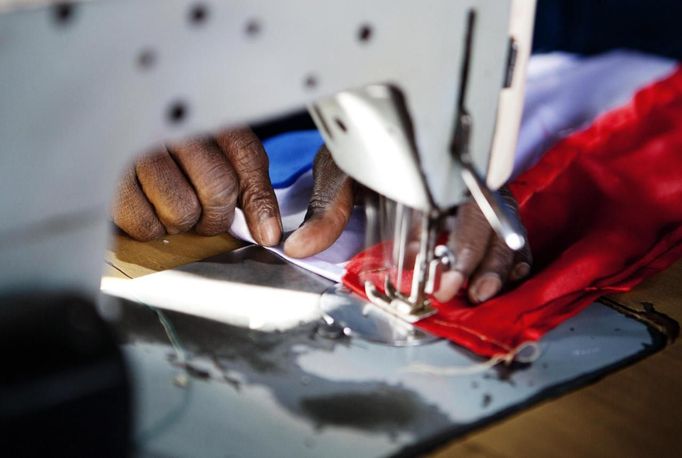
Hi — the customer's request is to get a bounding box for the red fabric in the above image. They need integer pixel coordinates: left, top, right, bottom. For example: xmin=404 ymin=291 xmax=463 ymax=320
xmin=343 ymin=67 xmax=682 ymax=357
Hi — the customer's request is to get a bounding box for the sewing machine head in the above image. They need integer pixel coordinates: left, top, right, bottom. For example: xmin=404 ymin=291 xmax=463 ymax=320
xmin=311 ymin=3 xmax=535 ymax=341
xmin=0 ymin=0 xmax=533 ymax=344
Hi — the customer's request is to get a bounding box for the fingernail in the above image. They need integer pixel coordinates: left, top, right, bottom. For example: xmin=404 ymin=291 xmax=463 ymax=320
xmin=283 ymin=225 xmax=309 ymax=258
xmin=259 ymin=217 xmax=281 ymax=246
xmin=511 ymin=262 xmax=531 ymax=281
xmin=433 ymin=271 xmax=465 ymax=303
xmin=471 ymin=274 xmax=502 ymax=303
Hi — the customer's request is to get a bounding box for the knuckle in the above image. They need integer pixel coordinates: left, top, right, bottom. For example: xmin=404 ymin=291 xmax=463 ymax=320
xmin=137 ymin=150 xmax=166 ymax=168
xmin=485 ymin=254 xmax=513 ymax=275
xmin=454 ymin=238 xmax=486 ymax=258
xmin=452 ymin=244 xmax=485 ymax=276
xmin=123 ymin=217 xmax=164 ymax=241
xmin=478 ymin=243 xmax=515 ymax=282
xmin=195 ymin=157 xmax=227 ymax=180
xmin=307 ymin=196 xmax=328 ymax=213
xmin=224 ymin=129 xmax=258 ymax=148
xmin=113 ymin=206 xmax=164 ymax=242
xmin=165 ymin=199 xmax=201 ymax=231
xmin=313 ymin=150 xmax=345 ymax=183
xmin=305 ymin=191 xmax=348 ymax=223
xmin=220 ymin=129 xmax=269 ymax=168
xmin=491 ymin=238 xmax=514 ymax=260
xmin=172 ymin=137 xmax=210 ymax=156
xmin=205 ymin=177 xmax=239 ymax=208
xmin=232 ymin=145 xmax=268 ymax=174
xmin=195 ymin=207 xmax=235 ymax=235
xmin=195 ymin=163 xmax=239 ymax=207
xmin=238 ymin=171 xmax=269 ymax=193
xmin=241 ymin=186 xmax=277 ymax=218
xmin=311 ymin=172 xmax=351 ymax=203
xmin=203 ymin=202 xmax=236 ymax=226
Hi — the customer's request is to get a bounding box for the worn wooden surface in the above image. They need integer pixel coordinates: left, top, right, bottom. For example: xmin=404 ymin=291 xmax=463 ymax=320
xmin=106 ymin=233 xmax=682 ymax=457
xmin=105 ymin=231 xmax=243 ymax=279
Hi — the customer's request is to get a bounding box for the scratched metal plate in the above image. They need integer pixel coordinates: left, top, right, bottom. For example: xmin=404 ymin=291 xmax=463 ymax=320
xmin=100 ymin=247 xmax=664 ymax=457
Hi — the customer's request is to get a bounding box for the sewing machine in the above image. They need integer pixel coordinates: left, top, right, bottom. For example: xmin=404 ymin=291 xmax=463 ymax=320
xmin=0 ymin=0 xmax=533 ymax=340
xmin=1 ymin=2 xmax=675 ymax=456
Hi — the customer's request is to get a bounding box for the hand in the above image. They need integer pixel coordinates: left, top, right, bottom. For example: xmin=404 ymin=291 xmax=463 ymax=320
xmin=113 ymin=127 xmax=282 ymax=246
xmin=433 ymin=188 xmax=532 ymax=303
xmin=284 ymin=146 xmax=532 ymax=304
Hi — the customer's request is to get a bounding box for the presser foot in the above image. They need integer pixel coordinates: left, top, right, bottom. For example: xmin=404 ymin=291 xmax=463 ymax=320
xmin=318 ymin=284 xmax=440 ymax=347
xmin=364 ymin=278 xmax=437 ymax=324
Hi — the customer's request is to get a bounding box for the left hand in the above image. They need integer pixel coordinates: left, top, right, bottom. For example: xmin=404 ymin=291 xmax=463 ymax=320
xmin=112 ymin=127 xmax=282 ymax=245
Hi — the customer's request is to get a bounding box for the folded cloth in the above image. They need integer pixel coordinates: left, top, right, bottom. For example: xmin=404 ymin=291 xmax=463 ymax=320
xmin=343 ymin=66 xmax=682 ymax=357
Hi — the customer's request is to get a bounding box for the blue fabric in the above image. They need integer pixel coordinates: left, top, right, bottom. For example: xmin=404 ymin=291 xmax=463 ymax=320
xmin=262 ymin=130 xmax=323 ymax=189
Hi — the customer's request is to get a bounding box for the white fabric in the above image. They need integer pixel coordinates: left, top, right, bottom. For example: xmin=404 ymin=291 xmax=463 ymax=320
xmin=513 ymin=50 xmax=675 ymax=177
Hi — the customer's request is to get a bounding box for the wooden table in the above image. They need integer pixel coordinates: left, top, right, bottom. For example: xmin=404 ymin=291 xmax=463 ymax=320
xmin=106 ymin=232 xmax=682 ymax=457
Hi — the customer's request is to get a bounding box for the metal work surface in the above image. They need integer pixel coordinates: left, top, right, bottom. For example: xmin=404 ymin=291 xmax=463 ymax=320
xmin=320 ymin=284 xmax=441 ymax=346
xmin=99 ymin=247 xmax=664 ymax=457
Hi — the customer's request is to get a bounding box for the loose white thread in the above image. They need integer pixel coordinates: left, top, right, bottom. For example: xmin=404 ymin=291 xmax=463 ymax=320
xmin=402 ymin=341 xmax=542 ymax=377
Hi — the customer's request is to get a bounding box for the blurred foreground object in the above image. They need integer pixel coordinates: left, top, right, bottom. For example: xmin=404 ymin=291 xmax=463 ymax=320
xmin=0 ymin=293 xmax=131 ymax=456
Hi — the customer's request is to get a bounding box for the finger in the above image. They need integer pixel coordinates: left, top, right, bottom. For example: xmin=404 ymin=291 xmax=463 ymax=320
xmin=284 ymin=146 xmax=354 ymax=258
xmin=216 ymin=127 xmax=281 ymax=246
xmin=497 ymin=186 xmax=533 ymax=281
xmin=433 ymin=200 xmax=493 ymax=302
xmin=510 ymin=240 xmax=533 ymax=281
xmin=135 ymin=148 xmax=200 ymax=234
xmin=468 ymin=235 xmax=515 ymax=303
xmin=169 ymin=137 xmax=239 ymax=236
xmin=112 ymin=167 xmax=165 ymax=241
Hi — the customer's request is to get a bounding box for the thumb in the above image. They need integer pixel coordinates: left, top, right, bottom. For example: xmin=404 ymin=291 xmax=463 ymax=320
xmin=283 ymin=146 xmax=354 ymax=258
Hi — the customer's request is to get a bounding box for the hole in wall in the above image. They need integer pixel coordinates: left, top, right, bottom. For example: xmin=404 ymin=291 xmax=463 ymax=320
xmin=303 ymin=74 xmax=319 ymax=90
xmin=136 ymin=49 xmax=157 ymax=70
xmin=52 ymin=2 xmax=76 ymax=27
xmin=244 ymin=19 xmax=262 ymax=37
xmin=189 ymin=3 xmax=209 ymax=25
xmin=167 ymin=101 xmax=189 ymax=124
xmin=358 ymin=24 xmax=373 ymax=43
